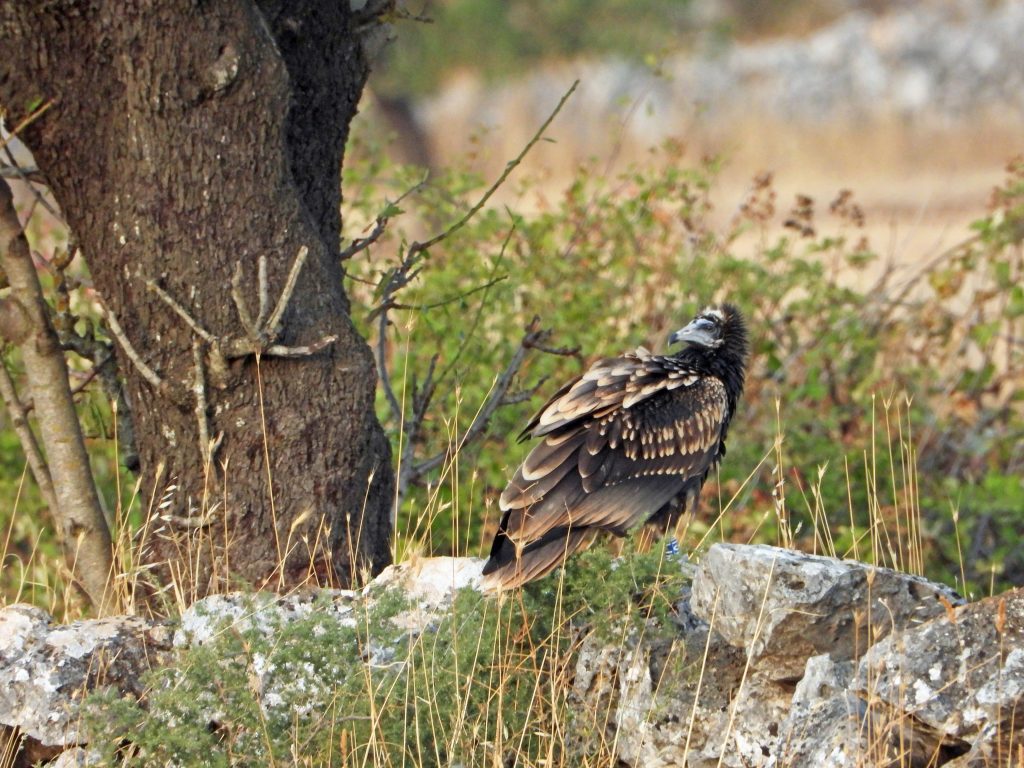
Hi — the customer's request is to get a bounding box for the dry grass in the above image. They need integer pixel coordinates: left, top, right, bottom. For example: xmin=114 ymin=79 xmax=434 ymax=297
xmin=3 ymin=363 xmax=1001 ymax=767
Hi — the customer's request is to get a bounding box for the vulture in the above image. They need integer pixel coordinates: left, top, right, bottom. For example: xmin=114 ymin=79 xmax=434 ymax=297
xmin=482 ymin=303 xmax=748 ymax=589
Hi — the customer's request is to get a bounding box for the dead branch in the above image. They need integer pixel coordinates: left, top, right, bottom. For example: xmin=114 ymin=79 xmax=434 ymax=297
xmin=146 ymin=279 xmax=217 ymax=345
xmin=396 ymin=319 xmax=579 ymax=510
xmin=147 ymin=245 xmax=335 ymax=361
xmin=264 ymin=245 xmax=308 ymax=338
xmin=394 ymin=353 xmax=438 ymax=508
xmin=407 ymin=80 xmax=579 ymax=261
xmin=370 ymin=81 xmax=578 ymax=424
xmin=192 ymin=339 xmax=211 ymax=468
xmin=102 ymin=304 xmax=165 ymax=390
xmin=0 ymin=99 xmax=53 ymax=154
xmin=140 ymin=245 xmax=337 ymax=469
xmin=0 ymin=164 xmax=43 ymax=182
xmin=339 ymin=175 xmax=427 ymax=262
xmin=1 ymin=142 xmax=61 ymax=220
xmin=370 ymin=82 xmax=580 ymax=512
xmin=0 ymin=360 xmax=59 ymax=515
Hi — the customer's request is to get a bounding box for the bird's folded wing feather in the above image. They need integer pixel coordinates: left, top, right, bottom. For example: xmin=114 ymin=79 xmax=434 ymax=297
xmin=521 ymin=347 xmax=701 ymax=440
xmin=498 ymin=354 xmax=728 ymax=547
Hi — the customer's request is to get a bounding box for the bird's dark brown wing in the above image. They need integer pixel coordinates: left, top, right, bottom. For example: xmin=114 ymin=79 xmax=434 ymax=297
xmin=483 ymin=349 xmax=729 ymax=589
xmin=518 ymin=347 xmax=699 ymax=440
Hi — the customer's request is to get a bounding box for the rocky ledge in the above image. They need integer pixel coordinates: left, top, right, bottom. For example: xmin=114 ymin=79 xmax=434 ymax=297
xmin=1 ymin=545 xmax=1020 ymax=767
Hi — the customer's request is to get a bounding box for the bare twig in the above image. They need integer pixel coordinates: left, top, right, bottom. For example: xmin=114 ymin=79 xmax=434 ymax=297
xmin=102 ymin=305 xmax=164 ymax=390
xmin=340 ymin=216 xmax=389 ymax=262
xmin=0 ymin=359 xmax=59 ymax=515
xmin=1 ymin=143 xmax=61 ymax=220
xmin=408 ymin=80 xmax=579 ymax=259
xmin=500 ymin=387 xmax=542 ymax=406
xmin=0 ymin=164 xmax=43 ymax=182
xmin=370 ymin=80 xmax=578 ymax=419
xmin=146 ymin=279 xmax=217 ymax=344
xmin=339 ymin=175 xmax=427 ymax=262
xmin=410 ymin=321 xmax=548 ymax=479
xmin=230 ymin=262 xmax=257 ymax=339
xmin=162 ymin=501 xmax=219 ymax=531
xmin=146 ymin=245 xmax=335 ymax=361
xmin=192 ymin=340 xmax=211 ymax=467
xmin=373 ymin=82 xmax=580 ymax=510
xmin=256 ymin=255 xmax=269 ymax=328
xmin=265 ymin=245 xmax=308 ymax=336
xmin=373 ymin=220 xmax=513 ymax=427
xmin=387 ymin=275 xmax=508 ymax=312
xmin=403 ymin=319 xmax=578 ymax=494
xmin=263 ymin=337 xmax=338 ymax=357
xmin=376 ymin=308 xmax=402 ymax=424
xmin=394 ymin=353 xmax=438 ymax=507
xmin=0 ymin=99 xmax=54 ymax=154
xmin=437 ymin=224 xmax=514 ymax=383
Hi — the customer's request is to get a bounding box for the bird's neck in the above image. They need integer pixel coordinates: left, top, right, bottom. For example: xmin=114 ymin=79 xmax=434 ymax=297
xmin=675 ymin=346 xmax=746 ymax=408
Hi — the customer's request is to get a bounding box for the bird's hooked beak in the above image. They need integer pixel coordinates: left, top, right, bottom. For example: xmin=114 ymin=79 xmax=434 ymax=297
xmin=668 ymin=317 xmax=720 ymax=348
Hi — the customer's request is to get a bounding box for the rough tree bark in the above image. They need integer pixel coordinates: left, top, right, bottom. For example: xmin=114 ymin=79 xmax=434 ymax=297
xmin=0 ymin=1 xmax=394 ymax=596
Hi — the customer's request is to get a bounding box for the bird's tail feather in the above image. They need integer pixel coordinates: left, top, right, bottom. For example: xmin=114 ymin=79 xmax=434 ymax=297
xmin=481 ymin=526 xmax=599 ymax=591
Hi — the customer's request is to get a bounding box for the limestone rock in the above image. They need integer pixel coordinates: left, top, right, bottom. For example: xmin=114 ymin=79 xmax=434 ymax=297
xmin=3 ymin=550 xmax=1019 ymax=768
xmin=0 ymin=604 xmax=172 ymax=748
xmin=175 ymin=556 xmax=485 ymax=650
xmin=48 ymin=747 xmax=100 ymax=767
xmin=771 ymin=655 xmax=865 ymax=767
xmin=569 ymin=592 xmax=788 ymax=768
xmin=174 ymin=588 xmax=359 ymax=648
xmin=855 ymin=587 xmax=1024 ymax=761
xmin=691 ymin=543 xmax=963 ymax=680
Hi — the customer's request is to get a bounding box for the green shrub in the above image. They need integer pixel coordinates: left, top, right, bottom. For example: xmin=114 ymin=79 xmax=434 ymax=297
xmin=85 ymin=542 xmax=685 ymax=765
xmin=345 ymin=133 xmax=1024 ymax=597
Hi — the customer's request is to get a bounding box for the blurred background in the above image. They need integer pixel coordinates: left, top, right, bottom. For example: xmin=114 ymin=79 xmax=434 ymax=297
xmin=361 ymin=0 xmax=1022 ymax=265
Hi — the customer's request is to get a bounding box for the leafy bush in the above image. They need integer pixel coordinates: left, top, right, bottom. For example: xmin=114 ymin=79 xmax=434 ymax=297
xmin=345 ymin=133 xmax=1024 ymax=597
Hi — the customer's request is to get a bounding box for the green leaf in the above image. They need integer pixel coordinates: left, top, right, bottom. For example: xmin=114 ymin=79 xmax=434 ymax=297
xmin=1009 ymin=285 xmax=1024 ymax=317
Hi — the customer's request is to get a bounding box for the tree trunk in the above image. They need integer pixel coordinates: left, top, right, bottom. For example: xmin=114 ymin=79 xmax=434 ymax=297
xmin=0 ymin=0 xmax=394 ymax=597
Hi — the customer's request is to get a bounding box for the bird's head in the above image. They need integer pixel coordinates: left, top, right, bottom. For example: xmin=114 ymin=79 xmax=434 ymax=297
xmin=669 ymin=302 xmax=749 ymax=404
xmin=668 ymin=305 xmax=738 ymax=349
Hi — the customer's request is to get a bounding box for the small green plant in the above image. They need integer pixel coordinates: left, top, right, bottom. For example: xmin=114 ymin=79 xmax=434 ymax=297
xmin=83 ymin=541 xmax=689 ymax=766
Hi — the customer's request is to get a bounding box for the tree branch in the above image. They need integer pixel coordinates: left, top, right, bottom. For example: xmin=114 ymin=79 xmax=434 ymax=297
xmin=392 ymin=318 xmax=578 ymax=513
xmin=1 ymin=142 xmax=61 ymax=220
xmin=407 ymin=80 xmax=579 ymax=259
xmin=101 ymin=304 xmax=165 ymax=391
xmin=0 ymin=179 xmax=114 ymax=613
xmin=339 ymin=175 xmax=427 ymax=262
xmin=146 ymin=279 xmax=217 ymax=345
xmin=0 ymin=359 xmax=59 ymax=516
xmin=264 ymin=245 xmax=308 ymax=337
xmin=371 ymin=82 xmax=581 ymax=512
xmin=146 ymin=245 xmax=336 ymax=361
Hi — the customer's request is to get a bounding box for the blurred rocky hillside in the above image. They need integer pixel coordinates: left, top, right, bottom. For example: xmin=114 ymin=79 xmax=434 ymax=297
xmin=361 ymin=0 xmax=1022 ymax=267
